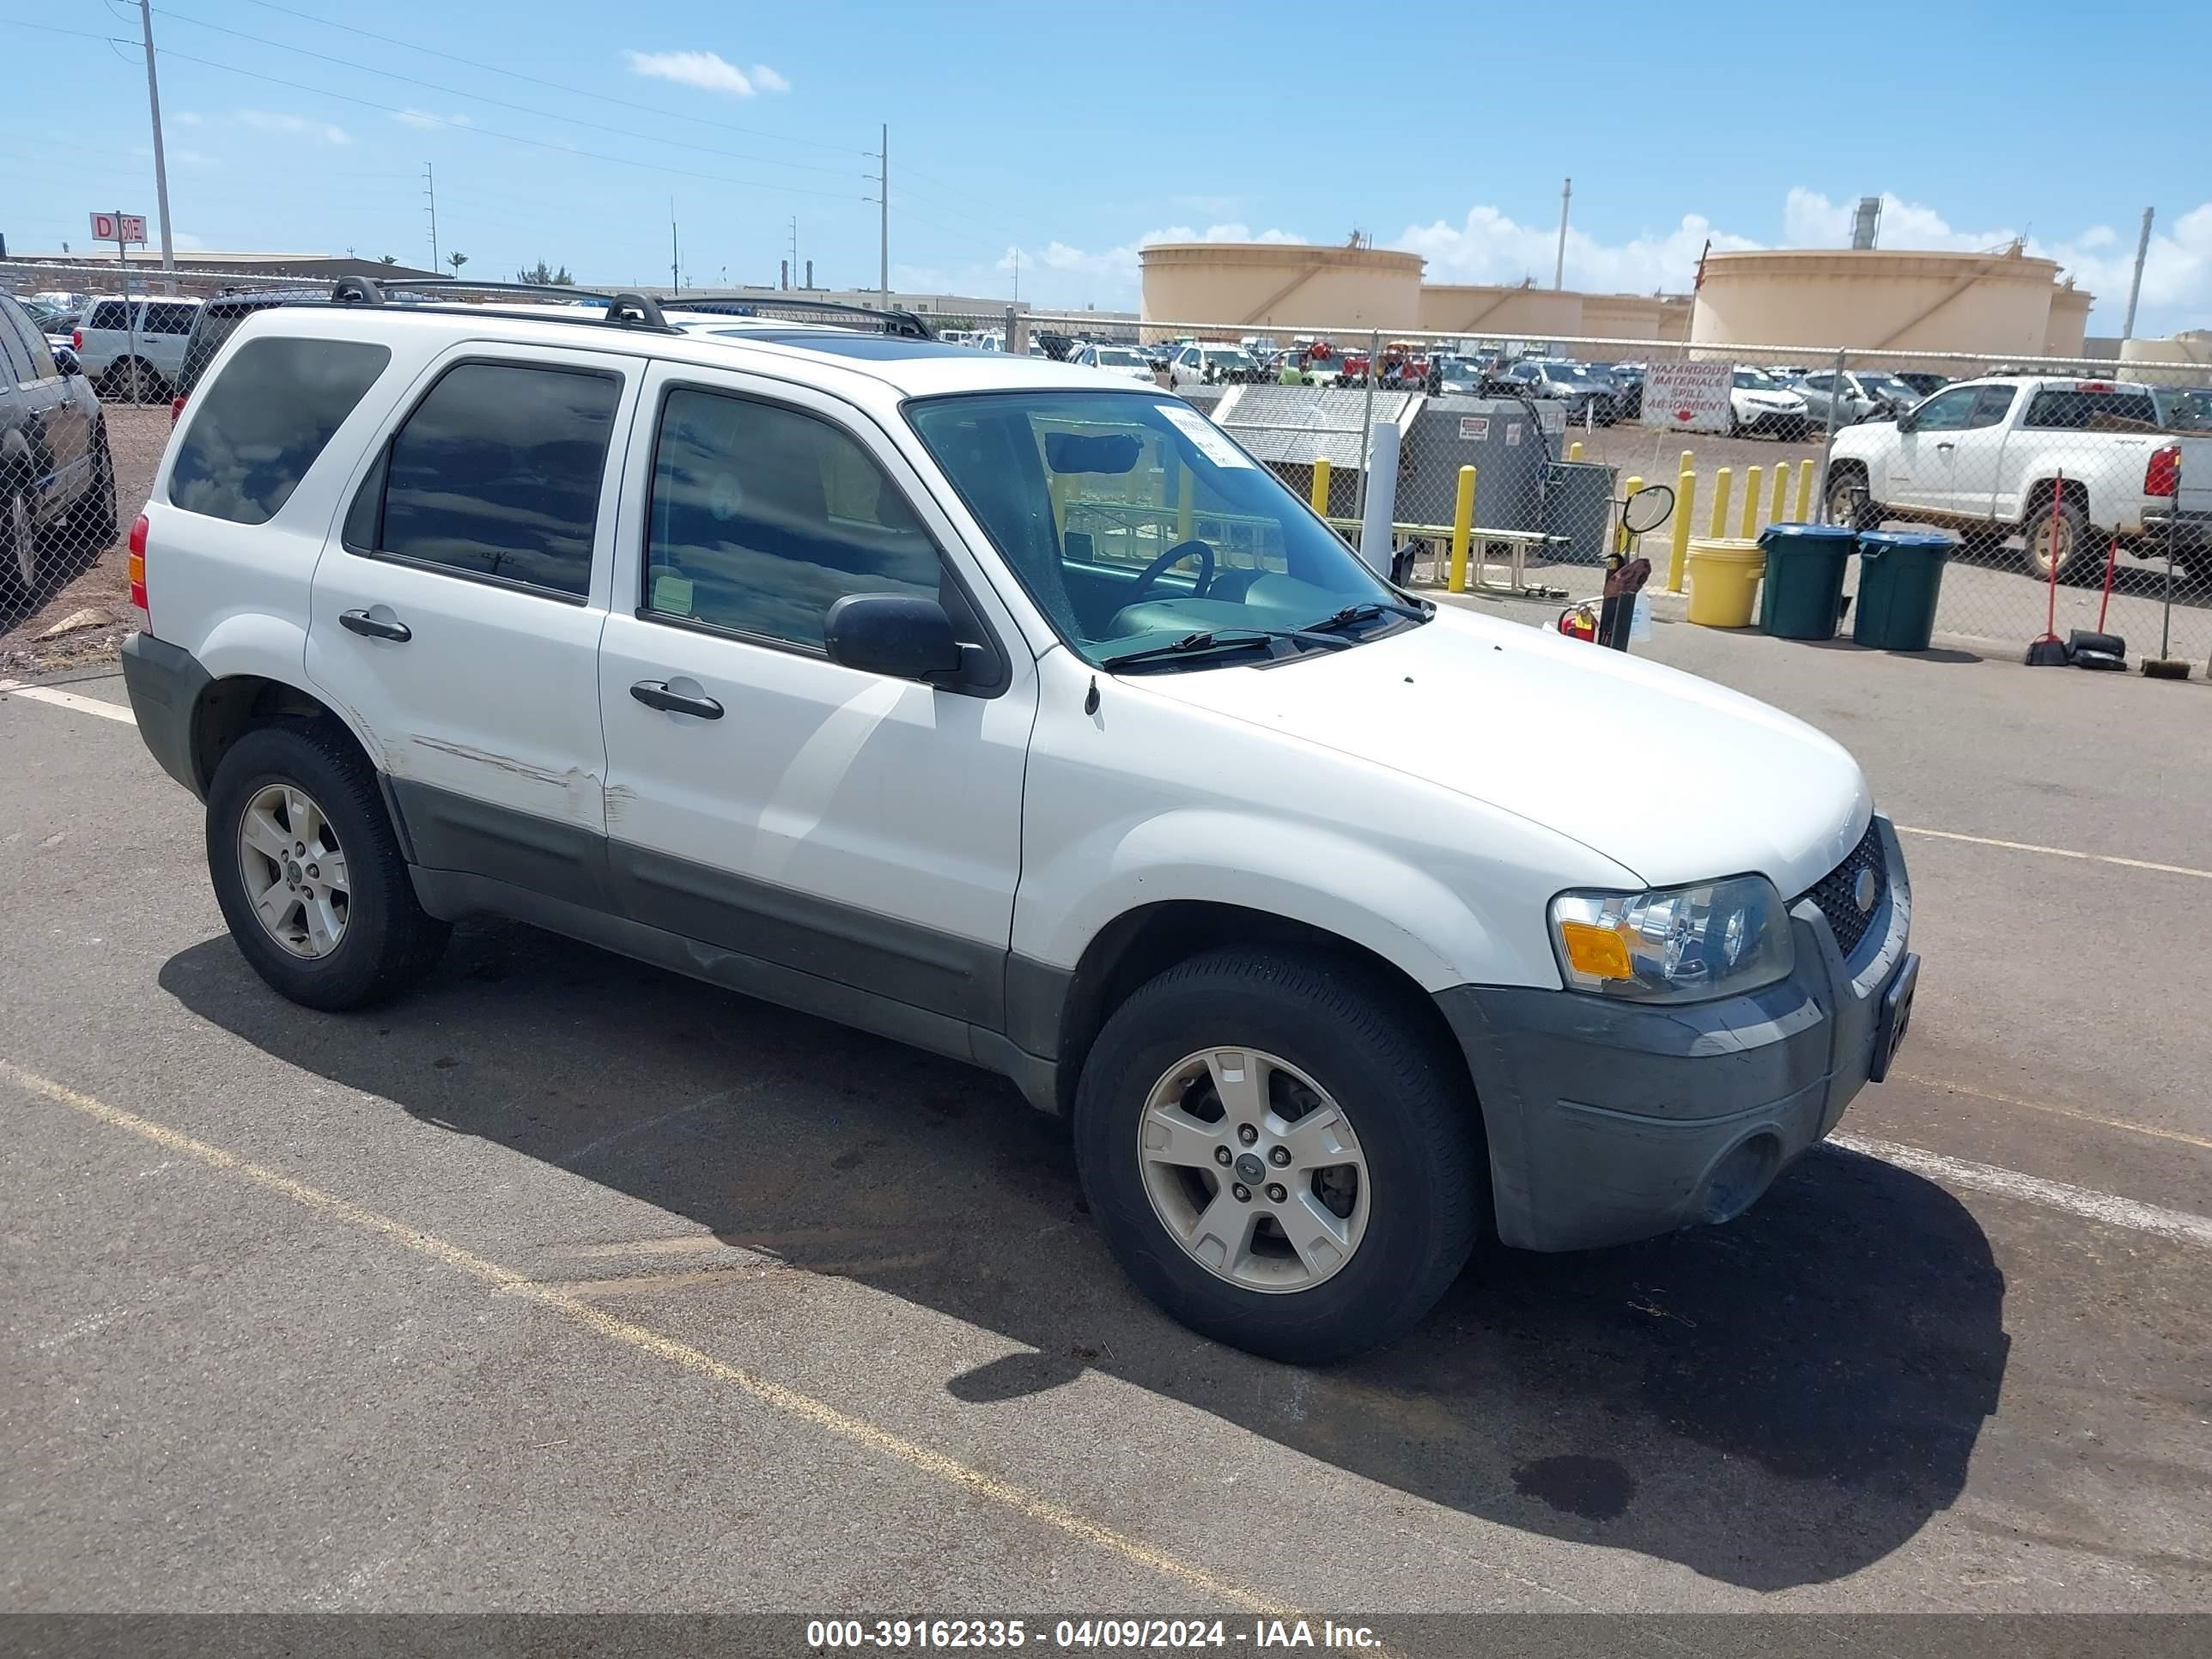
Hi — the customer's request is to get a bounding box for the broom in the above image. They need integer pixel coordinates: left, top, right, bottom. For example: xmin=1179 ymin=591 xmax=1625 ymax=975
xmin=2144 ymin=454 xmax=2195 ymax=679
xmin=2023 ymin=469 xmax=2072 ymax=665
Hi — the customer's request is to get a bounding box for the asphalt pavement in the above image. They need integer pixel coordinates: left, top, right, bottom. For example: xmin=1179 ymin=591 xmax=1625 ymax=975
xmin=3 ymin=643 xmax=2209 ymax=1644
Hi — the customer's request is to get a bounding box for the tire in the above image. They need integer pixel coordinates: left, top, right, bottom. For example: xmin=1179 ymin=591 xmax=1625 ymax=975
xmin=97 ymin=360 xmax=165 ymax=405
xmin=2021 ymin=495 xmax=2091 ymax=584
xmin=71 ymin=430 xmax=117 ymax=550
xmin=1073 ymin=947 xmax=1483 ymax=1364
xmin=1826 ymin=465 xmax=1881 ymax=532
xmin=3 ymin=480 xmax=37 ymax=602
xmin=205 ymin=722 xmax=449 ymax=1011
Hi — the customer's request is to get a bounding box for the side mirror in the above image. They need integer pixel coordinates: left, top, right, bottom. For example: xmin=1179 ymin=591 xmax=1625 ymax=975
xmin=1893 ymin=409 xmax=1917 ymax=433
xmin=824 ymin=593 xmax=964 ymax=683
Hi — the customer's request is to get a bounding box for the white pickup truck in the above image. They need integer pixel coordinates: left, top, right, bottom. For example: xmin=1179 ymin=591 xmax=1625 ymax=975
xmin=1825 ymin=376 xmax=2198 ymax=581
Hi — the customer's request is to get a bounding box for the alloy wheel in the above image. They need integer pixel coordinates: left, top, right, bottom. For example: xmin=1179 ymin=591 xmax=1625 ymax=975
xmin=236 ymin=782 xmax=351 ymax=958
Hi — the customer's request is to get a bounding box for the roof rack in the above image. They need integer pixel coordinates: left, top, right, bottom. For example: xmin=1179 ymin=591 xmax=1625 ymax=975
xmin=331 ymin=276 xmax=670 ymax=331
xmin=665 ymin=296 xmax=936 ymax=341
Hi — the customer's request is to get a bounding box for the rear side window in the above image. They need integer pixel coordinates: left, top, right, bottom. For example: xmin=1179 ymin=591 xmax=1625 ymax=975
xmin=167 ymin=337 xmax=391 ymax=526
xmin=88 ymin=301 xmax=129 ymax=330
xmin=2022 ymin=388 xmax=2159 ymax=430
xmin=143 ymin=302 xmax=198 ymax=336
xmin=360 ymin=362 xmax=619 ymax=599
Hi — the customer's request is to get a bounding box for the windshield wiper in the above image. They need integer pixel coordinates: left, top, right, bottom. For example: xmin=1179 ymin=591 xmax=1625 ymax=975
xmin=1099 ymin=628 xmax=1353 ymax=672
xmin=1301 ymin=599 xmax=1430 ymax=636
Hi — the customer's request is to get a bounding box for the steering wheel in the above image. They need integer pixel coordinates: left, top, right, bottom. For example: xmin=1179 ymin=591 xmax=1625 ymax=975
xmin=1128 ymin=538 xmax=1215 ymax=602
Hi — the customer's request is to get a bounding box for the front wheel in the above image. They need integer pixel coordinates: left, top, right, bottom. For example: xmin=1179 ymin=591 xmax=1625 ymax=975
xmin=3 ymin=483 xmax=37 ymax=600
xmin=1826 ymin=467 xmax=1881 ymax=532
xmin=1074 ymin=948 xmax=1483 ymax=1364
xmin=206 ymin=723 xmax=449 ymax=1010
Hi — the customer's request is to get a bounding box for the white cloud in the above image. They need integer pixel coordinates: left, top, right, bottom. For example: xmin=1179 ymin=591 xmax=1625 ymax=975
xmin=392 ymin=108 xmax=474 ymax=130
xmin=623 ymin=49 xmax=771 ymax=96
xmin=173 ymin=110 xmax=204 ymax=127
xmin=234 ymin=109 xmax=349 ymax=146
xmin=1398 ymin=204 xmax=1756 ymax=295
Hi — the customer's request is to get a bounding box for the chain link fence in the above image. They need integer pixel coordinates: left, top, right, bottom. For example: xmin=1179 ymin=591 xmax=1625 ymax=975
xmin=1018 ymin=312 xmax=2212 ymax=667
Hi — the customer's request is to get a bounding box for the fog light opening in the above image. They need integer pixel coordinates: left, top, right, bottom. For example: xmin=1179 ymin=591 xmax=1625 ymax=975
xmin=1700 ymin=1133 xmax=1781 ymax=1225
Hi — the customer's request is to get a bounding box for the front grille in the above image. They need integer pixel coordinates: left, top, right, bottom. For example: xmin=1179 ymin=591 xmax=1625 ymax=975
xmin=1801 ymin=820 xmax=1887 ymax=959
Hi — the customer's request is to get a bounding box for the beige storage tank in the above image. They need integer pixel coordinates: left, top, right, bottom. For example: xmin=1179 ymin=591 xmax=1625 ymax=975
xmin=1416 ymin=283 xmax=1582 ymax=338
xmin=1140 ymin=242 xmax=1422 ymax=331
xmin=1690 ymin=246 xmax=2076 ymax=359
xmin=2118 ymin=331 xmax=2212 ymax=386
xmin=2043 ymin=282 xmax=2093 ymax=359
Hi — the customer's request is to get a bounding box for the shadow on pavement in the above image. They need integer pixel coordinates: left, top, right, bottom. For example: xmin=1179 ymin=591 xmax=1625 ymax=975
xmin=160 ymin=920 xmax=2010 ymax=1593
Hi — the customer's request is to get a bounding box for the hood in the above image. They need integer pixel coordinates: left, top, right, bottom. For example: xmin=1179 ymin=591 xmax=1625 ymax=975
xmin=1130 ymin=607 xmax=1869 ymax=896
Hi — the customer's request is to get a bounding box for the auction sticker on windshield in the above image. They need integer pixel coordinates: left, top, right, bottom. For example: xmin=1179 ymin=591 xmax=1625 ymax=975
xmin=1158 ymin=403 xmax=1254 ymax=467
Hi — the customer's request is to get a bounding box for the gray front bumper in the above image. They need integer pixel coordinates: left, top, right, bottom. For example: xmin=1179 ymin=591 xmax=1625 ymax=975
xmin=1437 ymin=817 xmax=1913 ymax=1252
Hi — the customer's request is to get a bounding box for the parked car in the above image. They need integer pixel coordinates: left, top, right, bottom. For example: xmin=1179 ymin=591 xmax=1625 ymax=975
xmin=1729 ymin=368 xmax=1812 ymax=440
xmin=118 ymin=289 xmax=1916 ymax=1364
xmin=2150 ymin=385 xmax=2212 ymax=433
xmin=1894 ymin=371 xmax=1953 ymax=399
xmin=1072 ymin=343 xmax=1159 ymax=385
xmin=1591 ymin=362 xmax=1644 ymax=420
xmin=1491 ymin=360 xmax=1619 ymax=424
xmin=1165 ymin=341 xmax=1261 ymax=387
xmin=70 ymin=294 xmax=203 ymax=404
xmin=0 ymin=291 xmax=118 ymax=600
xmin=1793 ymin=368 xmax=1923 ymax=429
xmin=1826 ymin=376 xmax=2200 ymax=580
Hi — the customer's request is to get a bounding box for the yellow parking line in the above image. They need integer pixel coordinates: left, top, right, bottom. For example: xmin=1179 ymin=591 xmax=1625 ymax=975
xmin=0 ymin=1058 xmax=1292 ymax=1616
xmin=1896 ymin=824 xmax=2212 ymax=883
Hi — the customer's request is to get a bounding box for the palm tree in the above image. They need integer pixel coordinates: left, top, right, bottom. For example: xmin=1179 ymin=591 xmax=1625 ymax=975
xmin=377 ymin=254 xmax=398 ymax=265
xmin=447 ymin=251 xmax=468 ymax=275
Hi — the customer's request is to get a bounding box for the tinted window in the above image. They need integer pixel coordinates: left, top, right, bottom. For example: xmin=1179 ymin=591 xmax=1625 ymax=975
xmin=9 ymin=305 xmax=58 ymax=378
xmin=370 ymin=362 xmax=619 ymax=598
xmin=167 ymin=337 xmax=391 ymax=526
xmin=1907 ymin=386 xmax=1980 ymax=430
xmin=88 ymin=300 xmax=129 ymax=331
xmin=0 ymin=307 xmax=30 ymax=382
xmin=2022 ymin=388 xmax=2160 ymax=430
xmin=142 ymin=302 xmax=198 ymax=336
xmin=644 ymin=388 xmax=940 ymax=648
xmin=1967 ymin=386 xmax=2015 ymax=428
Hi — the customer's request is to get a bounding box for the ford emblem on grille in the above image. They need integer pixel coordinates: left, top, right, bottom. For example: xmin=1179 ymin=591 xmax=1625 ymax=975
xmin=1853 ymin=867 xmax=1879 ymax=915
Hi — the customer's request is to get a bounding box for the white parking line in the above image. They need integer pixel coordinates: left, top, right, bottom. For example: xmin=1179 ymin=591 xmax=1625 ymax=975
xmin=1897 ymin=824 xmax=2212 ymax=883
xmin=1831 ymin=1132 xmax=2212 ymax=1249
xmin=0 ymin=680 xmax=137 ymax=726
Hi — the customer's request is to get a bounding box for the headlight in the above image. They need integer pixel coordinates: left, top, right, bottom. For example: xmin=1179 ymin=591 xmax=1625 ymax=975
xmin=1548 ymin=876 xmax=1794 ymax=1002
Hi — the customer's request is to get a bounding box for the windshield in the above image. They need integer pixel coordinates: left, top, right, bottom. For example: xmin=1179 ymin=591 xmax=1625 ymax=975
xmin=1733 ymin=369 xmax=1778 ymax=389
xmin=1205 ymin=348 xmax=1255 ymax=368
xmin=1094 ymin=348 xmax=1144 ymax=367
xmin=1860 ymin=375 xmax=1915 ymax=399
xmin=907 ymin=391 xmax=1414 ymax=672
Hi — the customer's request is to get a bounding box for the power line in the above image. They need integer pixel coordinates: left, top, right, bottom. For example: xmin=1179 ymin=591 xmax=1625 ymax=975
xmin=148 ymin=45 xmax=868 ymax=204
xmin=231 ymin=0 xmax=866 ymax=155
xmin=149 ymin=5 xmax=864 ymax=181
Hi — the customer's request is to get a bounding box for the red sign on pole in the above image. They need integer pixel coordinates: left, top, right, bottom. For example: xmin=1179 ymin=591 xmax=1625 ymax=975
xmin=89 ymin=212 xmax=149 ymax=245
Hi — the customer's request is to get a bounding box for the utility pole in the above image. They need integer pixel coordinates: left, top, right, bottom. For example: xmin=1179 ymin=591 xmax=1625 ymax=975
xmin=1553 ymin=178 xmax=1571 ymax=290
xmin=2120 ymin=206 xmax=2154 ymax=341
xmin=670 ymin=199 xmax=679 ymax=294
xmin=877 ymin=124 xmax=889 ymax=307
xmin=422 ymin=163 xmax=439 ymax=271
xmin=137 ymin=0 xmax=175 ymax=278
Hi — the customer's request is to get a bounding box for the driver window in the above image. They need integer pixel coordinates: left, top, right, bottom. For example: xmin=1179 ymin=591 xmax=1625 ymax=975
xmin=1906 ymin=386 xmax=1979 ymax=431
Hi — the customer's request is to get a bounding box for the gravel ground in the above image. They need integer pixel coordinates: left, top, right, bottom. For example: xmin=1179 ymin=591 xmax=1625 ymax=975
xmin=0 ymin=404 xmax=167 ymax=678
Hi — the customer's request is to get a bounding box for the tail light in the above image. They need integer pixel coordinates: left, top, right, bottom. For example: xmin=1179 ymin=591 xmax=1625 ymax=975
xmin=170 ymin=394 xmax=185 ymax=424
xmin=72 ymin=327 xmax=83 ymax=351
xmin=2145 ymin=443 xmax=2179 ymax=498
xmin=128 ymin=513 xmax=150 ymax=626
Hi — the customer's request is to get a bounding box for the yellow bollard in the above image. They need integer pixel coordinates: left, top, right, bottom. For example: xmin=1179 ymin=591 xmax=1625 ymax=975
xmin=1741 ymin=465 xmax=1763 ymax=538
xmin=1679 ymin=449 xmax=1695 ymax=475
xmin=1568 ymin=440 xmax=1584 ymax=463
xmin=1794 ymin=458 xmax=1814 ymax=522
xmin=1668 ymin=469 xmax=1697 ymax=592
xmin=1447 ymin=465 xmax=1477 ymax=592
xmin=1620 ymin=475 xmax=1644 ymax=553
xmin=1310 ymin=456 xmax=1331 ymax=518
xmin=1708 ymin=466 xmax=1733 ymax=538
xmin=1771 ymin=461 xmax=1790 ymax=525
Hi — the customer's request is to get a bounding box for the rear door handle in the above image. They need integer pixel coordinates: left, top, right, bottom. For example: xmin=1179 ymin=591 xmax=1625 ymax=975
xmin=339 ymin=609 xmax=411 ymax=642
xmin=630 ymin=680 xmax=724 ymax=720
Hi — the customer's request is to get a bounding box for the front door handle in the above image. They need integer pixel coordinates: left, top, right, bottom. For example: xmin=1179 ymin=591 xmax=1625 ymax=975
xmin=630 ymin=680 xmax=724 ymax=720
xmin=1936 ymin=441 xmax=1955 ymax=451
xmin=339 ymin=609 xmax=411 ymax=642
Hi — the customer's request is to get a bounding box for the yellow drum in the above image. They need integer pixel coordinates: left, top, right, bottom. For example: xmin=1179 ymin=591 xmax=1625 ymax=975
xmin=1683 ymin=538 xmax=1766 ymax=629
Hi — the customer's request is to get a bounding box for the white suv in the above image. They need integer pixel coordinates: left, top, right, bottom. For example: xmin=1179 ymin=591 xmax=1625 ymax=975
xmin=120 ymin=287 xmax=1917 ymax=1362
xmin=70 ymin=294 xmax=203 ymax=403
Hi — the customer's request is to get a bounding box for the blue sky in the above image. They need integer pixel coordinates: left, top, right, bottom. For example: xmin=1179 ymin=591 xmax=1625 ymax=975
xmin=6 ymin=0 xmax=2207 ymax=334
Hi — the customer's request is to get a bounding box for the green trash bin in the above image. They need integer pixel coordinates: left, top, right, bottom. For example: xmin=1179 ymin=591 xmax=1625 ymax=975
xmin=1854 ymin=531 xmax=1954 ymax=651
xmin=1756 ymin=523 xmax=1858 ymax=639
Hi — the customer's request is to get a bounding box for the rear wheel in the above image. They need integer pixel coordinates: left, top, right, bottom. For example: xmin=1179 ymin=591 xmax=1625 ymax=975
xmin=71 ymin=431 xmax=118 ymax=550
xmin=1826 ymin=465 xmax=1881 ymax=532
xmin=1073 ymin=948 xmax=1482 ymax=1364
xmin=3 ymin=483 xmax=36 ymax=600
xmin=2021 ymin=495 xmax=2092 ymax=584
xmin=205 ymin=723 xmax=449 ymax=1010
